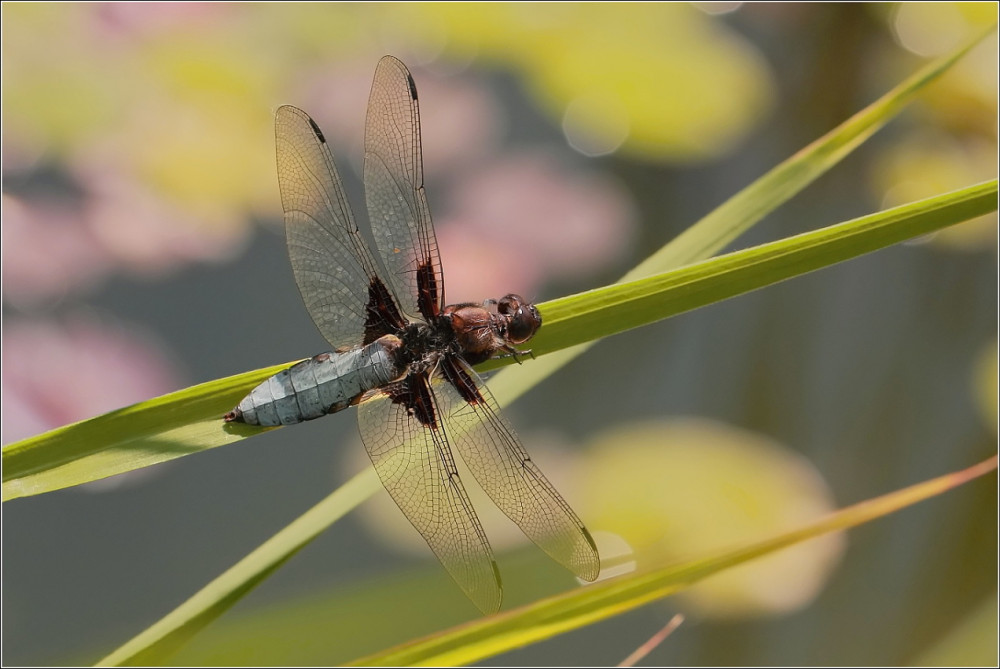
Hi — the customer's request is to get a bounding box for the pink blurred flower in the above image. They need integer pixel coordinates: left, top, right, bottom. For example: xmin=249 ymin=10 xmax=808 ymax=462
xmin=437 ymin=152 xmax=636 ymax=303
xmin=434 ymin=222 xmax=537 ymax=306
xmin=1 ymin=315 xmax=182 ymax=445
xmin=78 ymin=164 xmax=248 ymax=277
xmin=2 ymin=165 xmax=248 ymax=308
xmin=2 ymin=194 xmax=112 ymax=307
xmin=92 ymin=3 xmax=234 ymax=41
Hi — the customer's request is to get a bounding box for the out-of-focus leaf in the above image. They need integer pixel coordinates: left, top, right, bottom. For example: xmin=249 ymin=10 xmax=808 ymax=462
xmin=577 ymin=419 xmax=843 ymax=618
xmin=908 ymin=595 xmax=999 ymax=667
xmin=347 ymin=456 xmax=998 ymax=667
xmin=973 ymin=339 xmax=999 ymax=435
xmin=872 ymin=132 xmax=997 ymax=251
xmin=410 ymin=4 xmax=775 ymax=160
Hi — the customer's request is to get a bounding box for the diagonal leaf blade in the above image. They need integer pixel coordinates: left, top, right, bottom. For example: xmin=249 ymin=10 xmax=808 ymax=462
xmin=527 ymin=180 xmax=997 ymax=357
xmin=2 ymin=363 xmax=288 ymax=502
xmin=348 ymin=456 xmax=998 ymax=667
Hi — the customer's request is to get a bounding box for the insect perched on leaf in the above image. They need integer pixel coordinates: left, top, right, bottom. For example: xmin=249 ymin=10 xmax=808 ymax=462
xmin=225 ymin=56 xmax=600 ymax=613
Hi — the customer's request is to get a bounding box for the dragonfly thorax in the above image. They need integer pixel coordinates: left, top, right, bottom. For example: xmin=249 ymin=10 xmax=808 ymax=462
xmin=391 ymin=320 xmax=454 ymax=371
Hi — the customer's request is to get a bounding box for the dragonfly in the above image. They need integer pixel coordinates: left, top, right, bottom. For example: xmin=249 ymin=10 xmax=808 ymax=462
xmin=225 ymin=56 xmax=600 ymax=614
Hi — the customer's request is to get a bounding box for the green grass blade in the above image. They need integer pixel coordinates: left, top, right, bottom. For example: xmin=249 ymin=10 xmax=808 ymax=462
xmin=526 ymin=180 xmax=997 ymax=357
xmin=632 ymin=25 xmax=993 ymax=277
xmin=4 ymin=180 xmax=996 ymax=503
xmin=2 ymin=363 xmax=290 ymax=502
xmin=484 ymin=24 xmax=996 ymax=405
xmin=348 ymin=456 xmax=999 ymax=667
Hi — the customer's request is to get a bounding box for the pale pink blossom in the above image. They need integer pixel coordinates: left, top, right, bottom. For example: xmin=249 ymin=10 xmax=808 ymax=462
xmin=1 ymin=316 xmax=182 ymax=444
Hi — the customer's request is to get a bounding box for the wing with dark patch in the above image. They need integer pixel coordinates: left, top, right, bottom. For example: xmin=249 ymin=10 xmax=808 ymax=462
xmin=275 ymin=105 xmax=407 ymax=349
xmin=363 ymin=56 xmax=444 ymax=323
xmin=356 ymin=372 xmax=502 ymax=613
xmin=438 ymin=356 xmax=601 ymax=582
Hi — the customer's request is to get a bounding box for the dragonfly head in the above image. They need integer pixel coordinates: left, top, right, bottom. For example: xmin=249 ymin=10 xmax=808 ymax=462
xmin=497 ymin=294 xmax=542 ymax=345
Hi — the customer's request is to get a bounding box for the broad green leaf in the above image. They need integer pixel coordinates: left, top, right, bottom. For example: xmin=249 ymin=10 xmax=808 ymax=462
xmin=348 ymin=456 xmax=999 ymax=667
xmin=92 ymin=181 xmax=996 ymax=666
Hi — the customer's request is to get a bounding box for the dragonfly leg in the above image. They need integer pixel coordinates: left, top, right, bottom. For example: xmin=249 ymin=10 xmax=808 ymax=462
xmin=495 ymin=346 xmax=535 ymax=364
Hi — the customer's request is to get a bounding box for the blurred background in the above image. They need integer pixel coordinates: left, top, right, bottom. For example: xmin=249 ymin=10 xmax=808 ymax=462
xmin=2 ymin=3 xmax=996 ymax=666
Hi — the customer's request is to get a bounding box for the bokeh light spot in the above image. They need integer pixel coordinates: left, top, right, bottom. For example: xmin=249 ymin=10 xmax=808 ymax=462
xmin=562 ymin=93 xmax=631 ymax=157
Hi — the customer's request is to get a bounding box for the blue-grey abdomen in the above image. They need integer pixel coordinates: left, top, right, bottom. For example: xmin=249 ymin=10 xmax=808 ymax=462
xmin=227 ymin=336 xmax=403 ymax=426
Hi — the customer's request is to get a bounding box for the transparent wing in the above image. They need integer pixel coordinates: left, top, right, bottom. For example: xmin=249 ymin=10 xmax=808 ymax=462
xmin=364 ymin=56 xmax=444 ymax=323
xmin=275 ymin=105 xmax=405 ymax=350
xmin=357 ymin=374 xmax=502 ymax=614
xmin=438 ymin=357 xmax=601 ymax=582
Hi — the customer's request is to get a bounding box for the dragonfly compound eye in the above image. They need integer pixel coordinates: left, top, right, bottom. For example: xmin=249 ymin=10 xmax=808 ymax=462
xmin=506 ymin=303 xmax=542 ymax=344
